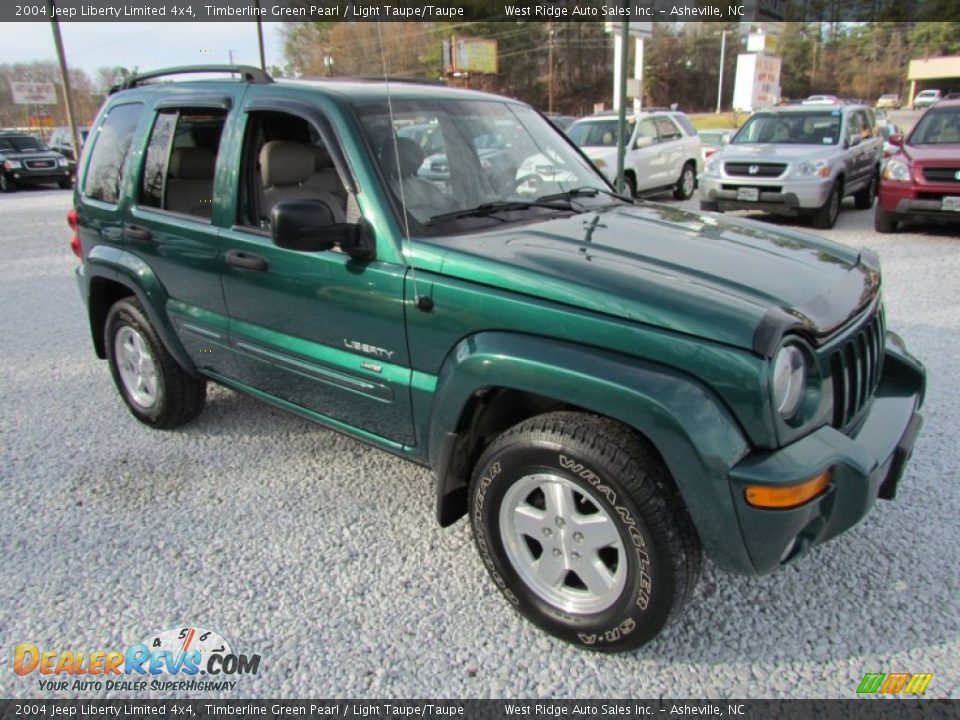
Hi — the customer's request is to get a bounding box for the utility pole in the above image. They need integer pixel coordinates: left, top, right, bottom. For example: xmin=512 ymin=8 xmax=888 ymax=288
xmin=716 ymin=29 xmax=728 ymax=113
xmin=547 ymin=23 xmax=555 ymax=114
xmin=615 ymin=13 xmax=629 ymax=195
xmin=47 ymin=0 xmax=80 ymax=166
xmin=255 ymin=0 xmax=266 ymax=71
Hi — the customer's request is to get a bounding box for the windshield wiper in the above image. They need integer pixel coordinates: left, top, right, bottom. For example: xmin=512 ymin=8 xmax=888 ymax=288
xmin=425 ymin=200 xmax=574 ymax=226
xmin=537 ymin=186 xmax=634 ymax=204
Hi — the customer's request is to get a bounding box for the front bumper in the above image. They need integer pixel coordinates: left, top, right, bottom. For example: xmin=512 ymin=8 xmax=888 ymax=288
xmin=727 ymin=338 xmax=925 ymax=574
xmin=700 ymin=174 xmax=833 ymax=214
xmin=4 ymin=167 xmax=71 ymax=185
xmin=879 ymin=180 xmax=960 ymax=221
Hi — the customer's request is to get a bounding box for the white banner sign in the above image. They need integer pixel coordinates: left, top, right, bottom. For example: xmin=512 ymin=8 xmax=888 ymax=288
xmin=10 ymin=82 xmax=57 ymax=105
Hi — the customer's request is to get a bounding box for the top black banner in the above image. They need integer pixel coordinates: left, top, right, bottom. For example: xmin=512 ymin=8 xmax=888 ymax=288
xmin=7 ymin=0 xmax=960 ymax=24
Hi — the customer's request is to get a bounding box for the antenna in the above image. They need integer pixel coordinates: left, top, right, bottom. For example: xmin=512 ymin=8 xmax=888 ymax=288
xmin=376 ymin=22 xmax=433 ymax=313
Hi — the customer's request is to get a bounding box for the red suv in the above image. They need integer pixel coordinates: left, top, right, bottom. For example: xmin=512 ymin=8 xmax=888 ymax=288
xmin=875 ymin=98 xmax=960 ymax=232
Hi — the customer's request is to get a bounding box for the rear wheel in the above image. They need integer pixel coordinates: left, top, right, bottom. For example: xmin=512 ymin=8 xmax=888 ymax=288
xmin=874 ymin=206 xmax=899 ymax=233
xmin=469 ymin=412 xmax=701 ymax=652
xmin=105 ymin=298 xmax=206 ymax=429
xmin=673 ymin=162 xmax=696 ymax=200
xmin=811 ymin=180 xmax=841 ymax=229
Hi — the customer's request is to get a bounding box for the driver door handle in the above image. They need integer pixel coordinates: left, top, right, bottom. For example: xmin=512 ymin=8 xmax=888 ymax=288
xmin=225 ymin=249 xmax=268 ymax=272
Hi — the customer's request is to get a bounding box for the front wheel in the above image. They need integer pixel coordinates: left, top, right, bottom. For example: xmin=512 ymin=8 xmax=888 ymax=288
xmin=105 ymin=297 xmax=206 ymax=429
xmin=673 ymin=162 xmax=696 ymax=200
xmin=469 ymin=412 xmax=701 ymax=652
xmin=811 ymin=180 xmax=841 ymax=229
xmin=0 ymin=173 xmax=16 ymax=193
xmin=874 ymin=206 xmax=899 ymax=233
xmin=58 ymin=178 xmax=73 ymax=190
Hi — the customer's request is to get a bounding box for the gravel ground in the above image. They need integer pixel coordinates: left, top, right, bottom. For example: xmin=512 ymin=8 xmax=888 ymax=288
xmin=0 ymin=188 xmax=957 ymax=699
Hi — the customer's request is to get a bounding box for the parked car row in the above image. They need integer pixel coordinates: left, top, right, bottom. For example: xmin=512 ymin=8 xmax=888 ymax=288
xmin=0 ymin=126 xmax=91 ymax=193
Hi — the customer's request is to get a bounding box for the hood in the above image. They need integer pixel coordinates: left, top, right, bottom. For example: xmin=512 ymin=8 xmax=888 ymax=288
xmin=1 ymin=149 xmax=62 ymax=161
xmin=900 ymin=143 xmax=960 ymax=163
xmin=418 ymin=203 xmax=879 ymax=355
xmin=716 ymin=144 xmax=839 ymax=164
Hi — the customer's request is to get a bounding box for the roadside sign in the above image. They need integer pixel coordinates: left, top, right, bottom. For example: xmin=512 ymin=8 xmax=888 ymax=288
xmin=10 ymin=82 xmax=57 ymax=105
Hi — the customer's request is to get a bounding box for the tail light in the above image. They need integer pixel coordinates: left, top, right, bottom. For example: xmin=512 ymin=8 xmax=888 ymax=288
xmin=67 ymin=208 xmax=80 ymax=258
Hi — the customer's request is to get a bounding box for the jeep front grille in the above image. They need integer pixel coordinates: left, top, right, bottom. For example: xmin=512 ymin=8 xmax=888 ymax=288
xmin=829 ymin=307 xmax=885 ymax=429
xmin=25 ymin=159 xmax=56 ymax=170
xmin=724 ymin=162 xmax=786 ymax=178
xmin=921 ymin=167 xmax=960 ymax=183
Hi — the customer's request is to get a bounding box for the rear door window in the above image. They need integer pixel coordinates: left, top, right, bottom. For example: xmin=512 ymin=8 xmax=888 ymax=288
xmin=138 ymin=109 xmax=227 ymax=219
xmin=83 ymin=103 xmax=144 ymax=204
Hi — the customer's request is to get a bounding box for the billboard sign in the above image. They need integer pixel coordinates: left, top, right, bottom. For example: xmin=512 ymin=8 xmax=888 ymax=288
xmin=449 ymin=37 xmax=498 ymax=75
xmin=10 ymin=82 xmax=56 ymax=105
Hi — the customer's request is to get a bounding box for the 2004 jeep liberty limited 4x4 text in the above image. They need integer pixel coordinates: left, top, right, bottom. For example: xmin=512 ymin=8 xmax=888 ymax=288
xmin=71 ymin=67 xmax=925 ymax=652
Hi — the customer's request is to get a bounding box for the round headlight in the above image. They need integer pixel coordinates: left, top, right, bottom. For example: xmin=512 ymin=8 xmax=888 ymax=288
xmin=772 ymin=344 xmax=806 ymax=419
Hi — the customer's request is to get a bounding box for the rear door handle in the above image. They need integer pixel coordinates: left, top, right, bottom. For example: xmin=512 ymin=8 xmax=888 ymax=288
xmin=124 ymin=224 xmax=152 ymax=243
xmin=225 ymin=249 xmax=268 ymax=272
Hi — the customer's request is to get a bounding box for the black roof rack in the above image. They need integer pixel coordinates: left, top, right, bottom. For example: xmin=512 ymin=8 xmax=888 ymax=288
xmin=110 ymin=65 xmax=272 ymax=94
xmin=287 ymin=75 xmax=446 ymax=86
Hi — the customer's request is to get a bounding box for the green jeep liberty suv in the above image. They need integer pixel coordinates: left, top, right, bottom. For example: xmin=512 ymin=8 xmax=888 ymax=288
xmin=71 ymin=67 xmax=925 ymax=652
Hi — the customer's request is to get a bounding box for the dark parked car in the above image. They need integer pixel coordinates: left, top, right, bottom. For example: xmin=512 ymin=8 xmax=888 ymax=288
xmin=0 ymin=133 xmax=72 ymax=192
xmin=48 ymin=126 xmax=91 ymax=169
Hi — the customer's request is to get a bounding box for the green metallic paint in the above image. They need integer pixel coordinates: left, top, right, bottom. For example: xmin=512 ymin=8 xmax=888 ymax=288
xmin=74 ymin=77 xmax=928 ymax=580
xmin=423 ymin=331 xmax=755 ymax=574
xmin=404 ymin=270 xmax=775 ymax=449
xmin=80 ymin=245 xmax=196 ymax=373
xmin=729 ymin=338 xmax=924 ymax=572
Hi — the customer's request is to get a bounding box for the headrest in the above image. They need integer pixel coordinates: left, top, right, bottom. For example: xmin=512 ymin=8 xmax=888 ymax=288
xmin=169 ymin=147 xmax=215 ymax=180
xmin=312 ymin=144 xmax=333 ymax=170
xmin=260 ymin=140 xmax=314 ymax=187
xmin=380 ymin=137 xmax=424 ymax=179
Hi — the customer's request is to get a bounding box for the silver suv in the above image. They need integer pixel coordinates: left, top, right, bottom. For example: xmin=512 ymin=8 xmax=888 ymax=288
xmin=567 ymin=110 xmax=702 ymax=199
xmin=699 ymin=104 xmax=882 ymax=229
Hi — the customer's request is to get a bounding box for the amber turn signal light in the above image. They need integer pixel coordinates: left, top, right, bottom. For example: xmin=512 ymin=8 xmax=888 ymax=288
xmin=745 ymin=471 xmax=830 ymax=510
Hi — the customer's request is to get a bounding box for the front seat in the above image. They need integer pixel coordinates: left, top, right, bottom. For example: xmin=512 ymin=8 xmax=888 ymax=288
xmin=379 ymin=137 xmax=455 ymax=221
xmin=165 ymin=147 xmax=216 ymax=218
xmin=259 ymin=140 xmax=345 ymax=223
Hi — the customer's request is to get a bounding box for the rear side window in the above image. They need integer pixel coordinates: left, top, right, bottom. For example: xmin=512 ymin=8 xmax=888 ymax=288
xmin=655 ymin=117 xmax=681 ymax=141
xmin=139 ymin=109 xmax=226 ymax=219
xmin=83 ymin=103 xmax=143 ymax=204
xmin=674 ymin=114 xmax=697 ymax=137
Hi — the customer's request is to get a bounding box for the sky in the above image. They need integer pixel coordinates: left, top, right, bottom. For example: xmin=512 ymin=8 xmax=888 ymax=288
xmin=0 ymin=21 xmax=288 ymax=79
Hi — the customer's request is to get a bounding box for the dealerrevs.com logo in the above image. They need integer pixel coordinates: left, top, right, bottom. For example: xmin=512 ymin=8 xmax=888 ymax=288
xmin=14 ymin=626 xmax=261 ymax=692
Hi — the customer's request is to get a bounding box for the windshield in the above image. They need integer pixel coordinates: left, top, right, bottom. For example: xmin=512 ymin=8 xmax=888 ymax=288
xmin=909 ymin=107 xmax=960 ymax=144
xmin=355 ymin=99 xmax=612 ymax=228
xmin=0 ymin=136 xmax=46 ymax=152
xmin=733 ymin=111 xmax=841 ymax=145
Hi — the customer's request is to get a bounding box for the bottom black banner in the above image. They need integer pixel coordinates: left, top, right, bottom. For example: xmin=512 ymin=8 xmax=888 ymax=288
xmin=1 ymin=700 xmax=958 ymax=720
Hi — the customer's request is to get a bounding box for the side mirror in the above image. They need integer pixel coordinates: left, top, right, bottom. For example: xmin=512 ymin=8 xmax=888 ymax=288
xmin=847 ymin=134 xmax=861 ymax=148
xmin=634 ymin=135 xmax=654 ymax=149
xmin=888 ymin=133 xmax=903 ymax=147
xmin=271 ymin=200 xmax=375 ymax=261
xmin=721 ymin=133 xmax=732 ymax=145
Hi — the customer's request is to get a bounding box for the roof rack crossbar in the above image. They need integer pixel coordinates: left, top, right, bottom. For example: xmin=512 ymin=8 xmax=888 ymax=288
xmin=110 ymin=65 xmax=272 ymax=94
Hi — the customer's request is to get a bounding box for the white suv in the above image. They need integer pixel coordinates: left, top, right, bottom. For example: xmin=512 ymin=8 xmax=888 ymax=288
xmin=566 ymin=111 xmax=702 ymax=199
